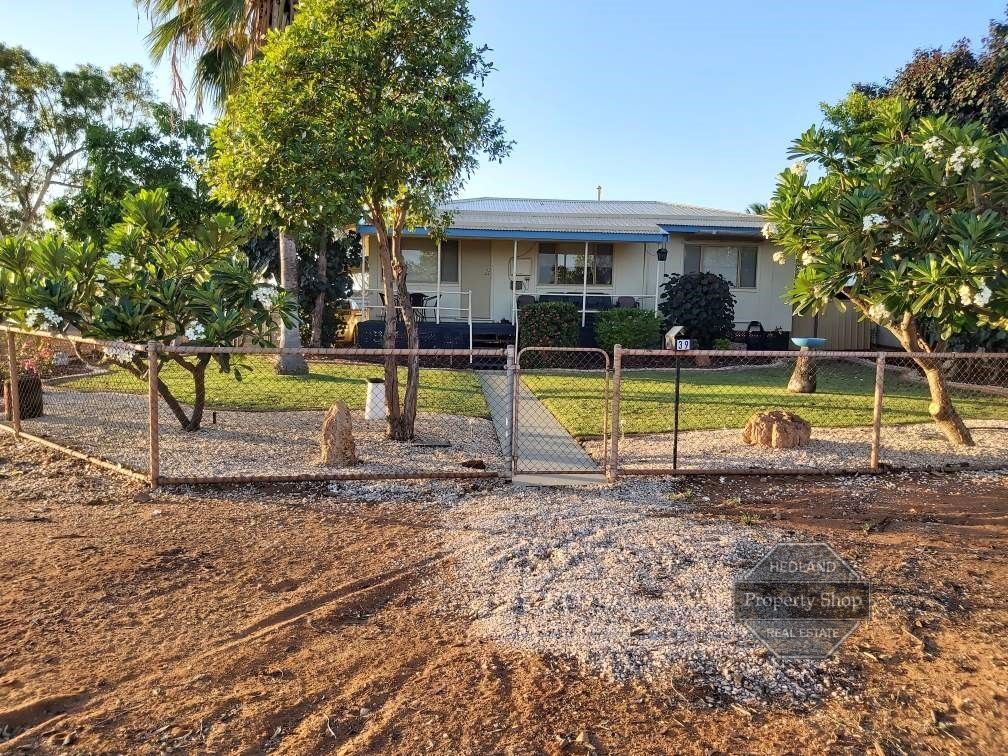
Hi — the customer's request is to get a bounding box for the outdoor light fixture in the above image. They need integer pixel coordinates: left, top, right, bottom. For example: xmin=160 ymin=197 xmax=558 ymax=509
xmin=656 ymin=247 xmax=669 ymax=261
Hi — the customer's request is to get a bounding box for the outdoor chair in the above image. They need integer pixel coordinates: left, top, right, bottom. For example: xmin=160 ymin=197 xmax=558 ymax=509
xmin=516 ymin=294 xmax=537 ymax=308
xmin=616 ymin=296 xmax=638 ymax=309
xmin=409 ymin=292 xmax=429 ymax=322
xmin=745 ymin=320 xmax=768 ymax=350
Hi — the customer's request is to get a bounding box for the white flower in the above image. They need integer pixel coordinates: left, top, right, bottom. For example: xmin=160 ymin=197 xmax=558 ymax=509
xmin=772 ymin=250 xmax=786 ymax=265
xmin=921 ymin=135 xmax=944 ymax=159
xmin=974 ymin=285 xmax=993 ymax=307
xmin=801 ymin=251 xmax=818 ymax=266
xmin=789 ymin=161 xmax=807 ymax=178
xmin=105 ymin=251 xmax=124 ymax=269
xmin=103 ymin=344 xmax=136 ymax=365
xmin=959 ymin=284 xmax=974 ymax=306
xmin=184 ymin=322 xmax=206 ymax=341
xmin=761 ymin=222 xmax=777 ymax=239
xmin=971 ymin=158 xmax=983 ymax=169
xmin=25 ymin=307 xmax=61 ymax=331
xmin=867 ymin=302 xmax=891 ymax=322
xmin=862 ymin=214 xmax=886 ymax=231
xmin=252 ymin=285 xmax=277 ymax=308
xmin=889 ymin=232 xmax=903 ymax=246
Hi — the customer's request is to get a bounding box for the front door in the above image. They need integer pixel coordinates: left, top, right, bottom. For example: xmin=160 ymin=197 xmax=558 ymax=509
xmin=460 ymin=240 xmax=492 ymax=320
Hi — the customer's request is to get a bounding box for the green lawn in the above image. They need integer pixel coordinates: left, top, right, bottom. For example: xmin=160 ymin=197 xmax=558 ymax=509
xmin=521 ymin=360 xmax=1008 ymax=438
xmin=66 ymin=358 xmax=490 ymax=418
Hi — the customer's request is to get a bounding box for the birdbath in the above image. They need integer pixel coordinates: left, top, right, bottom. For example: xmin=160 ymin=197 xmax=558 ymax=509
xmin=788 ymin=337 xmax=826 ymax=393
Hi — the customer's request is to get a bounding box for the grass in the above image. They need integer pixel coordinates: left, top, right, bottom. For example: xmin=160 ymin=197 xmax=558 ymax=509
xmin=65 ymin=357 xmax=490 ymax=418
xmin=521 ymin=360 xmax=1008 ymax=438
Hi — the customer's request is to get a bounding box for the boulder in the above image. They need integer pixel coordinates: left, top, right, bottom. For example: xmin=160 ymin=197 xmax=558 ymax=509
xmin=320 ymin=401 xmax=358 ymax=467
xmin=742 ymin=410 xmax=812 ymax=449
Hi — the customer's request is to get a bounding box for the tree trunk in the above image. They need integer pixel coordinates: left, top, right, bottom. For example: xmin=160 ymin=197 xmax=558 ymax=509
xmin=389 ymin=231 xmax=420 ymax=441
xmin=310 ymin=230 xmax=328 ymax=348
xmin=787 ymin=350 xmax=817 ymax=393
xmin=888 ymin=321 xmax=975 ymax=446
xmin=375 ymin=223 xmax=402 ymax=435
xmin=132 ymin=355 xmax=209 ymax=432
xmin=188 ymin=362 xmax=208 ymax=431
xmin=276 ymin=232 xmax=309 ymax=375
xmin=918 ymin=360 xmax=974 ymax=446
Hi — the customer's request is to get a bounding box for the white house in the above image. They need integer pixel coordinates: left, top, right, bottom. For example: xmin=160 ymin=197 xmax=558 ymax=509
xmin=354 ymin=197 xmax=798 ymax=348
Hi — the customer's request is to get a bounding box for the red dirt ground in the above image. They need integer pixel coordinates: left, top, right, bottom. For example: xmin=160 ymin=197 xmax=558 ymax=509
xmin=0 ymin=434 xmax=1006 ymax=754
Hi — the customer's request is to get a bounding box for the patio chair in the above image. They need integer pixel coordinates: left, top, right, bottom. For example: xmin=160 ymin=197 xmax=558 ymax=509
xmin=409 ymin=292 xmax=428 ymax=322
xmin=616 ymin=296 xmax=639 ymax=309
xmin=516 ymin=294 xmax=537 ymax=308
xmin=745 ymin=320 xmax=768 ymax=350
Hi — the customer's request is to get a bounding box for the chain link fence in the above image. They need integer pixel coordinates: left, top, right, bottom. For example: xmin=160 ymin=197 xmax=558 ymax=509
xmin=1 ymin=327 xmax=150 ymax=482
xmin=3 ymin=325 xmax=1007 ymax=486
xmin=608 ymin=348 xmax=1008 ymax=476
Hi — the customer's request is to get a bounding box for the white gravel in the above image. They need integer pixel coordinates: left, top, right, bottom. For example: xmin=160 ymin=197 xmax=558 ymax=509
xmin=586 ymin=421 xmax=1008 ymax=471
xmin=440 ymin=479 xmax=841 ymax=704
xmin=19 ymin=388 xmax=505 ymax=478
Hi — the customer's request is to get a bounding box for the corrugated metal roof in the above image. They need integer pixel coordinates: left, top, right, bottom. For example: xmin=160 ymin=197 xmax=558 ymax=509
xmin=438 ymin=197 xmax=764 ymax=235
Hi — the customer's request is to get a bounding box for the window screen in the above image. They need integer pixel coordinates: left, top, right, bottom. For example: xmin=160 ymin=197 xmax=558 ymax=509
xmin=684 ymin=244 xmax=758 ymax=287
xmin=684 ymin=245 xmax=702 ymax=274
xmin=439 ymin=240 xmax=459 ymax=283
xmin=738 ymin=246 xmax=757 ymax=287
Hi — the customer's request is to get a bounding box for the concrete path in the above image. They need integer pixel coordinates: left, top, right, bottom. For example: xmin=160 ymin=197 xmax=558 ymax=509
xmin=479 ymin=373 xmax=603 ymax=481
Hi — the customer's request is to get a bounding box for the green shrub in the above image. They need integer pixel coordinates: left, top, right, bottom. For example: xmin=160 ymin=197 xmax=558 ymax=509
xmin=594 ymin=308 xmax=662 ymax=353
xmin=658 ymin=272 xmax=736 ymax=349
xmin=518 ymin=301 xmax=579 ymax=351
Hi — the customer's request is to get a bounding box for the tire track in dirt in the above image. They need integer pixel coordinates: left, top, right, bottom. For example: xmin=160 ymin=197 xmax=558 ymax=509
xmin=8 ymin=553 xmax=447 ymax=752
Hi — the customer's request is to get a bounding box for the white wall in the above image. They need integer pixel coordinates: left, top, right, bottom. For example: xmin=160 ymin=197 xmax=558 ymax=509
xmin=359 ymin=233 xmax=796 ymax=329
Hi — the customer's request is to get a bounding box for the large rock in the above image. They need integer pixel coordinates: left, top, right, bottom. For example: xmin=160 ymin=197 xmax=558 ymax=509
xmin=320 ymin=401 xmax=358 ymax=467
xmin=742 ymin=410 xmax=812 ymax=449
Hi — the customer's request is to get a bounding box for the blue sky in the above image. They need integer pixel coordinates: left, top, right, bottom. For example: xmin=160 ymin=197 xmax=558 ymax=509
xmin=4 ymin=0 xmax=1005 ymax=210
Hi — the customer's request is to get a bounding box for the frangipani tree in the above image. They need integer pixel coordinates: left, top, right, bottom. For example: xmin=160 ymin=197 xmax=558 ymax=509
xmin=0 ymin=188 xmax=295 ymax=431
xmin=764 ymin=95 xmax=1008 ymax=445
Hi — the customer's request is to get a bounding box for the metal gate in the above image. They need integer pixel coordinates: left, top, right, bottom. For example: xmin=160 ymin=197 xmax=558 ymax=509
xmin=512 ymin=347 xmax=610 ymax=475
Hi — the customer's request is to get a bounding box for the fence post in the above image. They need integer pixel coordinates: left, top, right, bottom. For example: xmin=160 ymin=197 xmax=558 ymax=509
xmin=505 ymin=344 xmax=516 ymax=476
xmin=608 ymin=344 xmax=622 ymax=482
xmin=147 ymin=341 xmax=160 ymax=490
xmin=5 ymin=329 xmax=21 ymax=438
xmin=870 ymin=353 xmax=886 ymax=469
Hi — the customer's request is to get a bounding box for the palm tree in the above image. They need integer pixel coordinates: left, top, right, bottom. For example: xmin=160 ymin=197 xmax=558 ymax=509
xmin=137 ymin=0 xmax=308 ymax=374
xmin=746 ymin=201 xmax=768 ymax=215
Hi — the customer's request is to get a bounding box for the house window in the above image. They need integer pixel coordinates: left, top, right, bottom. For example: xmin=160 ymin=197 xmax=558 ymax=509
xmin=404 ymin=240 xmax=459 ymax=284
xmin=683 ymin=244 xmax=758 ymax=288
xmin=538 ymin=242 xmax=613 ymax=286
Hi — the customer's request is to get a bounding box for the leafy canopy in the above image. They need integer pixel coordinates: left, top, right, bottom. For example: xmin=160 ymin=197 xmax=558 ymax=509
xmin=48 ymin=102 xmax=219 ymax=243
xmin=0 ymin=45 xmax=150 ymax=235
xmin=208 ymin=0 xmax=511 ymax=235
xmin=0 ymin=188 xmax=294 ymax=347
xmin=764 ymin=95 xmax=1008 ymax=345
xmin=859 ymin=11 xmax=1008 ymax=133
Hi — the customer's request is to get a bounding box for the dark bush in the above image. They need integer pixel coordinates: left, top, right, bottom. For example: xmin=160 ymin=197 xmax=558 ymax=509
xmin=594 ymin=308 xmax=662 ymax=353
xmin=658 ymin=272 xmax=736 ymax=349
xmin=518 ymin=301 xmax=580 ymax=351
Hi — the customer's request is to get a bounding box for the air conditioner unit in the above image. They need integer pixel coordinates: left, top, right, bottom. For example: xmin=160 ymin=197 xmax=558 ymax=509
xmin=510 ymin=258 xmax=532 ymax=277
